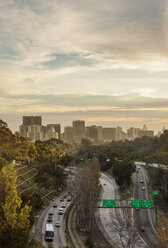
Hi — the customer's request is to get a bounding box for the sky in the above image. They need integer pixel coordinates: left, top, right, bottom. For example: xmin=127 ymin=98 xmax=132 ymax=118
xmin=1 ymin=0 xmax=168 ymax=132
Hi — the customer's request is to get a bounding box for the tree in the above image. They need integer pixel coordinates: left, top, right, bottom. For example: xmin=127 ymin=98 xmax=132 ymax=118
xmin=157 ymin=210 xmax=168 ymax=247
xmin=112 ymin=159 xmax=135 ymax=189
xmin=108 ymin=207 xmax=143 ymax=248
xmin=74 ymin=158 xmax=100 ymax=232
xmin=0 ymin=163 xmax=31 ymax=248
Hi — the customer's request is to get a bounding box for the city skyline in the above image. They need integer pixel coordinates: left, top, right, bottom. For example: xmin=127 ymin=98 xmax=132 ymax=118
xmin=18 ymin=116 xmax=156 ymax=143
xmin=2 ymin=113 xmax=167 ymax=134
xmin=1 ymin=1 xmax=168 ymax=131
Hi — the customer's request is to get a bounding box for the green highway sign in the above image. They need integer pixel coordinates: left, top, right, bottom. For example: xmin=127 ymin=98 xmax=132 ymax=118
xmin=103 ymin=200 xmax=116 ymax=208
xmin=142 ymin=200 xmax=153 ymax=208
xmin=93 ymin=153 xmax=98 ymax=156
xmin=131 ymin=200 xmax=141 ymax=208
xmin=152 ymin=191 xmax=159 ymax=195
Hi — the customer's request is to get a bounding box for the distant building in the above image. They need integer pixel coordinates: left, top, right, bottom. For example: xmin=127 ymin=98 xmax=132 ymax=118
xmin=20 ymin=116 xmax=42 ymax=138
xmin=86 ymin=125 xmax=102 ymax=143
xmin=116 ymin=126 xmax=123 ymax=141
xmin=138 ymin=130 xmax=154 ymax=138
xmin=23 ymin=116 xmax=42 ymax=126
xmin=73 ymin=120 xmax=85 ymax=142
xmin=27 ymin=125 xmax=44 ymax=141
xmin=47 ymin=124 xmax=61 ymax=139
xmin=142 ymin=124 xmax=148 ymax=131
xmin=138 ymin=125 xmax=154 ymax=138
xmin=45 ymin=126 xmax=58 ymax=140
xmin=102 ymin=128 xmax=116 ymax=141
xmin=64 ymin=126 xmax=74 ymax=142
xmin=127 ymin=127 xmax=141 ymax=140
xmin=19 ymin=116 xmax=60 ymax=141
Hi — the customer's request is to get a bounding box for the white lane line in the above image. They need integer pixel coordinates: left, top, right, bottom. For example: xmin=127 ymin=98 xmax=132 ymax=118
xmin=140 ymin=167 xmax=156 ymax=234
xmin=137 ymin=233 xmax=150 ymax=248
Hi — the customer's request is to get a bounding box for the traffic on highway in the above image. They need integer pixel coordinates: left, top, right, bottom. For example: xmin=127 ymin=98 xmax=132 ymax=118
xmin=34 ymin=192 xmax=72 ymax=248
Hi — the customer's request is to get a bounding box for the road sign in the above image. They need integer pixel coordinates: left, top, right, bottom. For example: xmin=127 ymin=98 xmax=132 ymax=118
xmin=142 ymin=200 xmax=153 ymax=208
xmin=152 ymin=191 xmax=159 ymax=195
xmin=131 ymin=200 xmax=141 ymax=208
xmin=103 ymin=200 xmax=116 ymax=208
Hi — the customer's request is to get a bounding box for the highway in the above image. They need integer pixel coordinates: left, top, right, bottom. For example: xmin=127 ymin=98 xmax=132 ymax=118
xmin=99 ymin=173 xmax=150 ymax=248
xmin=34 ymin=193 xmax=71 ymax=248
xmin=133 ymin=165 xmax=157 ymax=247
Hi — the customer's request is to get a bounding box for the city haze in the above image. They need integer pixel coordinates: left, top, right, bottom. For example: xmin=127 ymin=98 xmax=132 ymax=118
xmin=1 ymin=1 xmax=168 ymax=131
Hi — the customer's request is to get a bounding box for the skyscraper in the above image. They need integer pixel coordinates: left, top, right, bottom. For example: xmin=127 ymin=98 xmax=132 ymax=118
xmin=47 ymin=124 xmax=61 ymax=139
xmin=73 ymin=120 xmax=85 ymax=142
xmin=23 ymin=116 xmax=42 ymax=125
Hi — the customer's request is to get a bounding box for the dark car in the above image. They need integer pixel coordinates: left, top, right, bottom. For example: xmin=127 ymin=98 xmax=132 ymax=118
xmin=47 ymin=216 xmax=53 ymax=222
xmin=140 ymin=226 xmax=145 ymax=232
xmin=60 ymin=197 xmax=64 ymax=202
xmin=53 ymin=203 xmax=57 ymax=208
xmin=67 ymin=197 xmax=72 ymax=202
xmin=48 ymin=210 xmax=54 ymax=216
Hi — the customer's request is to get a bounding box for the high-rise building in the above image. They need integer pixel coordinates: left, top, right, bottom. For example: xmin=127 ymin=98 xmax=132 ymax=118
xmin=27 ymin=125 xmax=44 ymax=141
xmin=63 ymin=126 xmax=74 ymax=142
xmin=86 ymin=125 xmax=102 ymax=143
xmin=73 ymin=120 xmax=85 ymax=142
xmin=45 ymin=126 xmax=58 ymax=140
xmin=138 ymin=130 xmax=154 ymax=138
xmin=102 ymin=128 xmax=116 ymax=141
xmin=23 ymin=116 xmax=42 ymax=125
xmin=47 ymin=124 xmax=61 ymax=139
xmin=127 ymin=127 xmax=141 ymax=140
xmin=142 ymin=124 xmax=148 ymax=131
xmin=116 ymin=126 xmax=123 ymax=141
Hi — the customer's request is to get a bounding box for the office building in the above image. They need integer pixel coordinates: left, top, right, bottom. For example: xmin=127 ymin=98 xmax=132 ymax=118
xmin=73 ymin=120 xmax=85 ymax=142
xmin=102 ymin=128 xmax=116 ymax=141
xmin=23 ymin=116 xmax=42 ymax=126
xmin=27 ymin=125 xmax=44 ymax=141
xmin=47 ymin=124 xmax=61 ymax=139
xmin=86 ymin=125 xmax=102 ymax=143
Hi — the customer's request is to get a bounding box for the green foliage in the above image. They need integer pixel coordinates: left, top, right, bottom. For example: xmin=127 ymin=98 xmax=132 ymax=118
xmin=0 ymin=164 xmax=31 ymax=248
xmin=112 ymin=159 xmax=135 ymax=188
xmin=26 ymin=240 xmax=44 ymax=248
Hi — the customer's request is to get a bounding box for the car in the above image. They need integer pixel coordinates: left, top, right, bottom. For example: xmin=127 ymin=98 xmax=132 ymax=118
xmin=142 ymin=186 xmax=145 ymax=190
xmin=138 ymin=166 xmax=140 ymax=169
xmin=61 ymin=203 xmax=66 ymax=208
xmin=135 ymin=208 xmax=140 ymax=211
xmin=63 ymin=195 xmax=67 ymax=199
xmin=140 ymin=180 xmax=144 ymax=183
xmin=55 ymin=221 xmax=60 ymax=227
xmin=48 ymin=210 xmax=54 ymax=216
xmin=58 ymin=207 xmax=64 ymax=215
xmin=47 ymin=216 xmax=53 ymax=222
xmin=60 ymin=197 xmax=64 ymax=202
xmin=67 ymin=197 xmax=72 ymax=202
xmin=103 ymin=183 xmax=106 ymax=186
xmin=53 ymin=203 xmax=57 ymax=208
xmin=140 ymin=226 xmax=145 ymax=232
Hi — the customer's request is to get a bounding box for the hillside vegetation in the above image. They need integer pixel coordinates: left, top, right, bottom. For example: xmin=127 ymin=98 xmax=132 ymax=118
xmin=0 ymin=120 xmax=72 ymax=248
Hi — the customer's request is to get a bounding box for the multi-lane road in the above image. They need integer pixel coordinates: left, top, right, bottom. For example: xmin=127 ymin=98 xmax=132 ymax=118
xmin=34 ymin=193 xmax=71 ymax=248
xmin=133 ymin=165 xmax=157 ymax=247
xmin=100 ymin=169 xmax=157 ymax=248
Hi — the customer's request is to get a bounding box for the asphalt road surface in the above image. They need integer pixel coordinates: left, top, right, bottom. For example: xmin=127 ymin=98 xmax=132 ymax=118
xmin=133 ymin=165 xmax=157 ymax=248
xmin=100 ymin=173 xmax=150 ymax=248
xmin=34 ymin=193 xmax=71 ymax=248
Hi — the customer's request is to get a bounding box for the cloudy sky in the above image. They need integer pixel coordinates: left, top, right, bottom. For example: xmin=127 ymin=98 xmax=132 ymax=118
xmin=1 ymin=0 xmax=168 ymax=132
